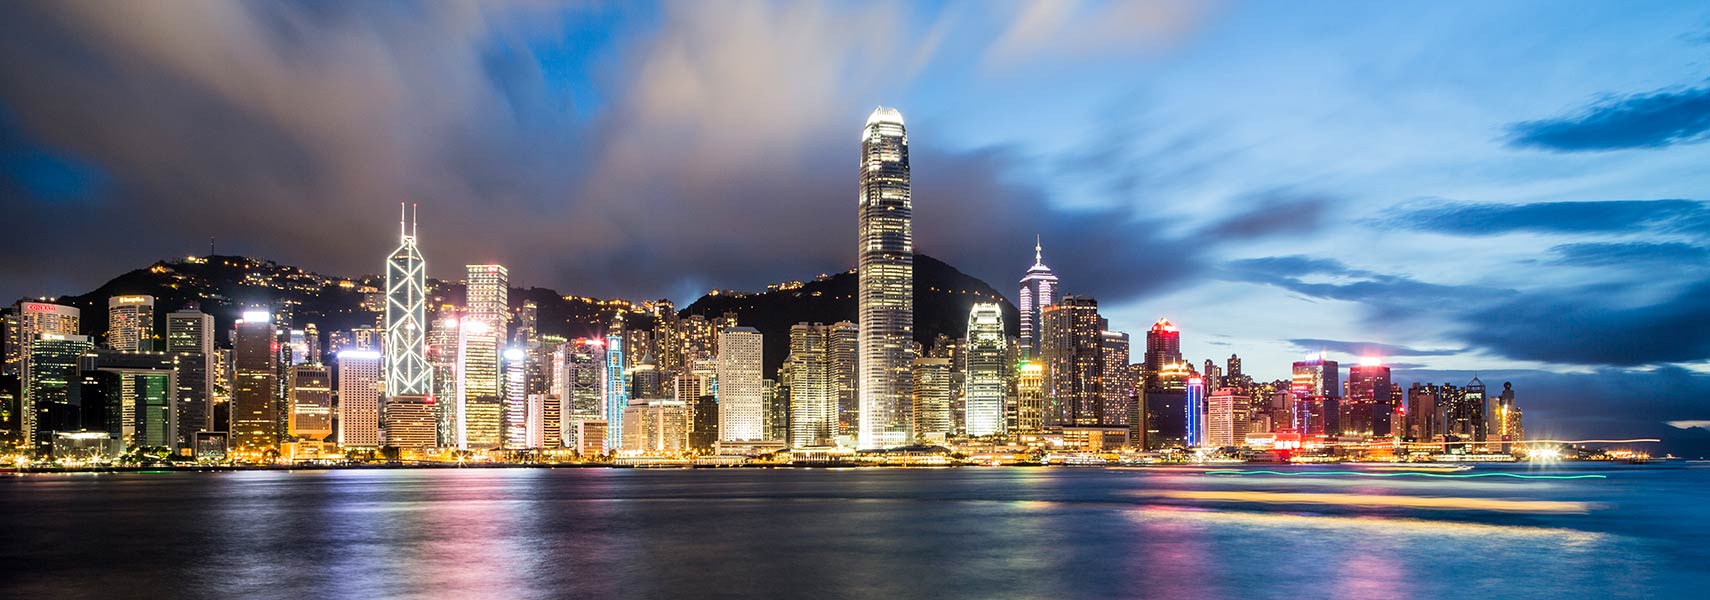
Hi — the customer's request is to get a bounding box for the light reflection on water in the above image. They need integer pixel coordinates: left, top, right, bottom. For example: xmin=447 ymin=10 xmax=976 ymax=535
xmin=1 ymin=465 xmax=1704 ymax=599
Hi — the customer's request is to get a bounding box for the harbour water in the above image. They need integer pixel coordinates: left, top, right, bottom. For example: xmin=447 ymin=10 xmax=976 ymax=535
xmin=3 ymin=463 xmax=1706 ymax=599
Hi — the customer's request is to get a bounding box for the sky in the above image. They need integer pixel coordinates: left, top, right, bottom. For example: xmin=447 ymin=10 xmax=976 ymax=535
xmin=2 ymin=1 xmax=1709 ymax=449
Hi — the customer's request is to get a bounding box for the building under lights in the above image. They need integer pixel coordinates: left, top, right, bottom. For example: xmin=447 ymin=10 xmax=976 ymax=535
xmin=502 ymin=348 xmax=529 ymax=449
xmin=604 ymin=317 xmax=627 ymax=451
xmin=22 ymin=334 xmax=93 ymax=454
xmin=1185 ymin=376 xmax=1206 ymax=447
xmin=1291 ymin=355 xmax=1340 ymax=436
xmin=456 ymin=316 xmax=502 ymax=450
xmin=287 ymin=364 xmax=332 ymax=441
xmin=785 ymin=322 xmax=842 ymax=448
xmin=1040 ymin=296 xmax=1103 ymax=427
xmin=1206 ymin=387 xmax=1251 ymax=447
xmin=106 ymin=295 xmax=155 ymax=352
xmin=165 ymin=308 xmax=214 ymax=444
xmin=338 ymin=351 xmax=382 ymax=447
xmin=1143 ymin=318 xmax=1182 ymax=390
xmin=1014 ymin=361 xmax=1045 ymax=436
xmin=1017 ymin=237 xmax=1059 ymax=361
xmin=963 ymin=304 xmax=1006 ymax=437
xmin=231 ymin=311 xmax=279 ymax=458
xmin=911 ymin=357 xmax=953 ymax=442
xmin=717 ymin=327 xmax=765 ymax=443
xmin=385 ymin=205 xmax=432 ymax=397
xmin=1100 ymin=329 xmax=1133 ymax=427
xmin=5 ymin=301 xmax=80 ymax=376
xmin=857 ymin=106 xmax=914 ymax=449
xmin=1345 ymin=359 xmax=1393 ymax=436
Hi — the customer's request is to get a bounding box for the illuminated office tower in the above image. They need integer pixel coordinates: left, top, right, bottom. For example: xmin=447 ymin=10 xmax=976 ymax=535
xmin=427 ymin=311 xmax=461 ymax=446
xmin=106 ymin=295 xmax=155 ymax=352
xmin=604 ymin=318 xmax=627 ymax=451
xmin=1185 ymin=375 xmax=1206 ymax=447
xmin=1494 ymin=382 xmax=1522 ymax=450
xmin=1226 ymin=354 xmax=1242 ymax=379
xmin=717 ymin=327 xmax=765 ymax=442
xmin=1144 ymin=361 xmax=1189 ymax=449
xmin=129 ymin=371 xmax=175 ymax=449
xmin=1448 ymin=377 xmax=1487 ymax=442
xmin=303 ymin=323 xmax=321 ymax=366
xmin=6 ymin=301 xmax=80 ymax=376
xmin=622 ymin=399 xmax=689 ymax=455
xmin=1206 ymin=387 xmax=1251 ymax=447
xmin=287 ymin=364 xmax=332 ymax=441
xmin=1014 ymin=361 xmax=1045 ymax=436
xmin=558 ymin=338 xmax=606 ymax=449
xmin=502 ymin=348 xmax=530 ymax=449
xmin=786 ymin=323 xmax=837 ymax=448
xmin=1101 ymin=329 xmax=1132 ymax=426
xmin=1202 ymin=359 xmax=1221 ymax=390
xmin=1143 ymin=318 xmax=1181 ymax=390
xmin=1017 ymin=237 xmax=1059 ymax=361
xmin=857 ymin=106 xmax=914 ymax=449
xmin=456 ymin=318 xmax=501 ymax=450
xmin=383 ymin=394 xmax=438 ymax=451
xmin=465 ymin=264 xmax=509 ymax=333
xmin=964 ymin=304 xmax=1006 ymax=437
xmin=22 ymin=334 xmax=92 ymax=454
xmin=385 ymin=205 xmax=431 ymax=396
xmin=338 ymin=351 xmax=382 ymax=447
xmin=1290 ymin=354 xmax=1340 ymax=436
xmin=1041 ymin=296 xmax=1103 ymax=427
xmin=1405 ymin=383 xmax=1439 ymax=440
xmin=825 ymin=321 xmax=859 ymax=438
xmin=231 ymin=311 xmax=279 ymax=459
xmin=911 ymin=358 xmax=952 ymax=441
xmin=165 ymin=308 xmax=214 ymax=441
xmin=1345 ymin=359 xmax=1393 ymax=436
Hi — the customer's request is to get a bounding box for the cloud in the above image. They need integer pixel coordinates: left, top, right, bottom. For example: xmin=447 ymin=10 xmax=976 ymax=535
xmin=1458 ymin=277 xmax=1710 ymax=366
xmin=1287 ymin=338 xmax=1462 ymax=357
xmin=1390 ymin=199 xmax=1710 ymax=236
xmin=1219 ymin=255 xmax=1495 ymax=320
xmin=1198 ymin=191 xmax=1334 ymax=240
xmin=0 ymin=1 xmax=1221 ymax=307
xmin=1505 ymin=84 xmax=1710 ymax=151
xmin=985 ymin=0 xmax=1216 ymax=68
xmin=1546 ymin=242 xmax=1710 ymax=267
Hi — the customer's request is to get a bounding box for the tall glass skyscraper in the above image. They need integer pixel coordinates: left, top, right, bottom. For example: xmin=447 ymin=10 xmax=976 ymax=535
xmin=385 ymin=204 xmax=431 ymax=396
xmin=1018 ymin=237 xmax=1058 ymax=361
xmin=857 ymin=106 xmax=913 ymax=449
xmin=964 ymin=303 xmax=1006 ymax=437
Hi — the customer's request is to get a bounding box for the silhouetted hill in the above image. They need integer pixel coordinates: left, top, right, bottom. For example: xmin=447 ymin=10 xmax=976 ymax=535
xmin=680 ymin=254 xmax=1019 ymax=376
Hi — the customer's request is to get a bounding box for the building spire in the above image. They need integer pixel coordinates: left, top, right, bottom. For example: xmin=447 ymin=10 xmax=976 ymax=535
xmin=411 ymin=203 xmax=418 ymax=239
xmin=1034 ymin=235 xmax=1043 ymax=267
xmin=399 ymin=202 xmax=407 ymax=241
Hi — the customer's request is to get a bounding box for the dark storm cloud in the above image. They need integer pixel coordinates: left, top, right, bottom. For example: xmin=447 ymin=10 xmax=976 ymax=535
xmin=1459 ymin=277 xmax=1710 ymax=366
xmin=1200 ymin=192 xmax=1332 ymax=240
xmin=1229 ymin=251 xmax=1710 ymax=367
xmin=1391 ymin=199 xmax=1710 ymax=236
xmin=0 ymin=1 xmax=1226 ymax=306
xmin=1546 ymin=242 xmax=1710 ymax=267
xmin=1287 ymin=338 xmax=1461 ymax=357
xmin=1219 ymin=255 xmax=1495 ymax=319
xmin=1505 ymin=84 xmax=1710 ymax=151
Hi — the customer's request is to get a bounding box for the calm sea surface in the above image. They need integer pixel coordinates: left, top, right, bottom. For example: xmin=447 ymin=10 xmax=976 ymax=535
xmin=4 ymin=463 xmax=1707 ymax=599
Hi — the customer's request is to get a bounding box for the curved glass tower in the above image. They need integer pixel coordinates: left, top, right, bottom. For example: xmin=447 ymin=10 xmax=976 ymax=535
xmin=385 ymin=204 xmax=431 ymax=396
xmin=857 ymin=107 xmax=913 ymax=449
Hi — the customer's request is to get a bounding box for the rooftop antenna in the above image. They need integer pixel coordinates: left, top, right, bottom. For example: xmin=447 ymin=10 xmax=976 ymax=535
xmin=209 ymin=235 xmax=214 ymax=257
xmin=1034 ymin=234 xmax=1043 ymax=266
xmin=412 ymin=203 xmax=418 ymax=238
xmin=400 ymin=202 xmax=407 ymax=240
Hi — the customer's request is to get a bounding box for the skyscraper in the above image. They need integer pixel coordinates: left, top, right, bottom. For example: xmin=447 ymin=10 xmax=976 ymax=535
xmin=231 ymin=310 xmax=279 ymax=459
xmin=1018 ymin=237 xmax=1059 ymax=361
xmin=1346 ymin=359 xmax=1393 ymax=436
xmin=338 ymin=350 xmax=382 ymax=447
xmin=1290 ymin=355 xmax=1340 ymax=435
xmin=503 ymin=348 xmax=530 ymax=449
xmin=106 ymin=295 xmax=155 ymax=352
xmin=385 ymin=204 xmax=431 ymax=397
xmin=1143 ymin=318 xmax=1181 ymax=390
xmin=604 ymin=317 xmax=627 ymax=451
xmin=6 ymin=301 xmax=80 ymax=376
xmin=1041 ymin=296 xmax=1103 ymax=427
xmin=287 ymin=364 xmax=332 ymax=441
xmin=22 ymin=334 xmax=92 ymax=454
xmin=1185 ymin=375 xmax=1206 ymax=447
xmin=1014 ymin=361 xmax=1045 ymax=436
xmin=1206 ymin=387 xmax=1251 ymax=447
xmin=857 ymin=106 xmax=913 ymax=450
xmin=717 ymin=327 xmax=765 ymax=443
xmin=786 ymin=323 xmax=837 ymax=448
xmin=456 ymin=317 xmax=501 ymax=450
xmin=911 ymin=357 xmax=953 ymax=442
xmin=1101 ymin=329 xmax=1133 ymax=427
xmin=964 ymin=304 xmax=1006 ymax=437
xmin=465 ymin=264 xmax=509 ymax=334
xmin=165 ymin=308 xmax=214 ymax=443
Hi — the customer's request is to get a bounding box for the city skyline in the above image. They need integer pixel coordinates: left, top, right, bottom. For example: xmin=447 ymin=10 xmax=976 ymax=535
xmin=2 ymin=1 xmax=1708 ymax=450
